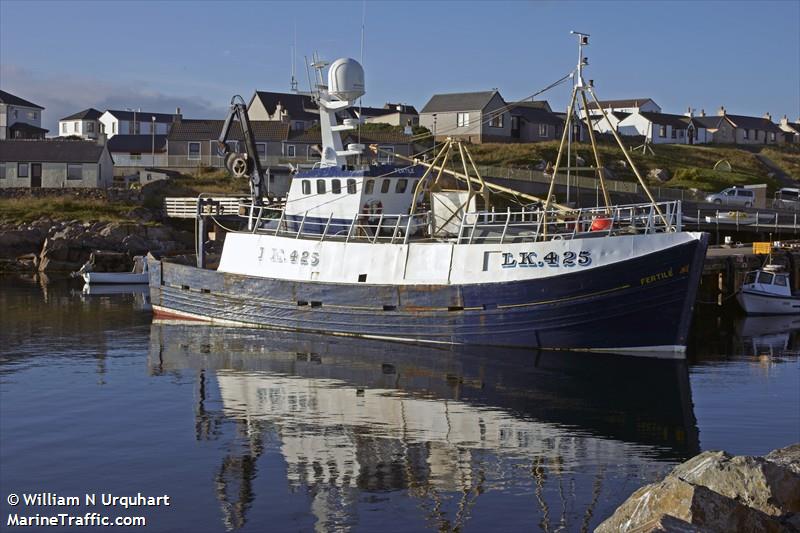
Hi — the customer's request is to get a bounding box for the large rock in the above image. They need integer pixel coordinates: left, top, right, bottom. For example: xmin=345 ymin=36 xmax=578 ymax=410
xmin=671 ymin=450 xmax=800 ymax=516
xmin=0 ymin=227 xmax=47 ymax=258
xmin=766 ymin=444 xmax=800 ymax=475
xmin=596 ymin=446 xmax=800 ymax=533
xmin=595 ymin=475 xmax=784 ymax=533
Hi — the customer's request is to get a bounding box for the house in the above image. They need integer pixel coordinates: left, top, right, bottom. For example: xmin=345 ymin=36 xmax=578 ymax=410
xmin=283 ymin=128 xmax=418 ymax=164
xmin=247 ymin=91 xmax=319 ymax=132
xmin=58 ymin=108 xmax=103 ymax=139
xmin=779 ymin=116 xmax=800 ymax=144
xmin=166 ymin=118 xmax=290 ymax=167
xmin=99 ymin=109 xmax=179 ymax=138
xmin=0 ymin=90 xmax=48 ymax=140
xmin=0 ymin=139 xmax=113 ymax=188
xmin=582 ymin=98 xmax=661 ymax=133
xmin=107 ymin=134 xmax=168 ymax=170
xmin=508 ymin=102 xmax=564 ymax=142
xmin=616 ymin=111 xmax=711 ymax=144
xmin=358 ymin=103 xmax=419 ymax=127
xmin=419 ymin=90 xmax=511 ymax=143
xmin=698 ymin=107 xmax=783 ymax=145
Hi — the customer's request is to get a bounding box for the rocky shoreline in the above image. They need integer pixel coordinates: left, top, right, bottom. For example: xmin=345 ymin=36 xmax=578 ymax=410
xmin=0 ymin=217 xmax=195 ymax=273
xmin=596 ymin=443 xmax=800 ymax=532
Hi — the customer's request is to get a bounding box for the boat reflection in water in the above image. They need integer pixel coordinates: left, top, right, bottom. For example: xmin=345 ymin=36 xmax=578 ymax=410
xmin=148 ymin=321 xmax=699 ymax=531
xmin=735 ymin=315 xmax=800 ymax=357
xmin=80 ymin=283 xmax=152 ymax=311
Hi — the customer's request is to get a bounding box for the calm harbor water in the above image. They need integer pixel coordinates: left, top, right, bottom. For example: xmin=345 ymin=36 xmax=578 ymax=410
xmin=1 ymin=275 xmax=798 ymax=532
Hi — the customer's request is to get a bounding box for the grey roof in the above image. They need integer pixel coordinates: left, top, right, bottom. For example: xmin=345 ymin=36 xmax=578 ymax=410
xmin=510 ymin=104 xmax=563 ymax=126
xmin=61 ymin=108 xmax=103 ymax=121
xmin=250 ymin=91 xmax=319 ymax=121
xmin=168 ymin=119 xmax=290 ymax=142
xmin=692 ymin=116 xmax=723 ymax=129
xmin=420 ymin=91 xmax=500 ymax=113
xmin=107 ymin=134 xmax=167 ymax=153
xmin=9 ymin=122 xmax=49 ymax=134
xmin=0 ymin=140 xmax=105 ymax=163
xmin=514 ymin=100 xmax=551 ymax=112
xmin=638 ymin=112 xmax=691 ymax=129
xmin=287 ymin=129 xmax=414 ymax=144
xmin=724 ymin=114 xmax=783 ymax=133
xmin=383 ymin=103 xmax=418 ymax=114
xmin=589 ymin=98 xmax=655 ymax=109
xmin=104 ymin=109 xmax=177 ymax=122
xmin=0 ymin=90 xmax=44 ymax=109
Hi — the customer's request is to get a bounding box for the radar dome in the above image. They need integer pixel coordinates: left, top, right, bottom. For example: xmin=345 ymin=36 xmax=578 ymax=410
xmin=328 ymin=58 xmax=365 ymax=101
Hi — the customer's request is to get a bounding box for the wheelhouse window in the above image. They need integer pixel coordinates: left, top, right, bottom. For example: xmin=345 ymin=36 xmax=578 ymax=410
xmin=457 ymin=112 xmax=469 ymax=128
xmin=744 ymin=272 xmax=757 ymax=284
xmin=395 ymin=179 xmax=408 ymax=193
xmin=346 ymin=179 xmax=357 ymax=194
xmin=379 ymin=146 xmax=394 ymax=164
xmin=538 ymin=124 xmax=547 ymax=137
xmin=364 ymin=179 xmax=375 ymax=194
xmin=332 ymin=179 xmax=341 ymax=194
xmin=316 ymin=179 xmax=326 ymax=194
xmin=489 ymin=113 xmax=503 ymax=128
xmin=17 ymin=163 xmax=28 ymax=177
xmin=757 ymin=272 xmax=774 ymax=285
xmin=775 ymin=275 xmax=788 ymax=287
xmin=67 ymin=164 xmax=83 ymax=180
xmin=301 ymin=180 xmax=311 ymax=195
xmin=286 ymin=145 xmax=296 ymax=158
xmin=188 ymin=142 xmax=201 ymax=160
xmin=380 ymin=179 xmax=391 ymax=193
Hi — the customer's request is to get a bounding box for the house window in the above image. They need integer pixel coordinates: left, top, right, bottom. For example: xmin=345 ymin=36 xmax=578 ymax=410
xmin=256 ymin=143 xmax=267 ymax=159
xmin=678 ymin=129 xmax=684 ymax=138
xmin=62 ymin=123 xmax=68 ymax=134
xmin=316 ymin=179 xmax=326 ymax=194
xmin=538 ymin=124 xmax=548 ymax=137
xmin=770 ymin=132 xmax=776 ymax=141
xmin=332 ymin=179 xmax=341 ymax=194
xmin=659 ymin=125 xmax=667 ymax=138
xmin=302 ymin=180 xmax=311 ymax=194
xmin=744 ymin=129 xmax=749 ymax=139
xmin=294 ymin=121 xmax=304 ymax=131
xmin=28 ymin=111 xmax=36 ymax=120
xmin=346 ymin=178 xmax=356 ymax=194
xmin=379 ymin=146 xmax=394 ymax=163
xmin=380 ymin=179 xmax=390 ymax=193
xmin=188 ymin=142 xmax=201 ymax=160
xmin=112 ymin=123 xmax=117 ymax=134
xmin=12 ymin=110 xmax=17 ymax=119
xmin=489 ymin=113 xmax=503 ymax=128
xmin=18 ymin=163 xmax=28 ymax=177
xmin=130 ymin=154 xmax=142 ymax=161
xmin=67 ymin=164 xmax=83 ymax=180
xmin=286 ymin=145 xmax=296 ymax=157
xmin=86 ymin=122 xmax=94 ymax=132
xmin=74 ymin=121 xmax=80 ymax=132
xmin=511 ymin=116 xmax=519 ymax=130
xmin=671 ymin=128 xmax=677 ymax=139
xmin=0 ymin=163 xmax=5 ymax=179
xmin=307 ymin=145 xmax=315 ymax=159
xmin=364 ymin=179 xmax=375 ymax=194
xmin=395 ymin=178 xmax=408 ymax=194
xmin=457 ymin=112 xmax=469 ymax=128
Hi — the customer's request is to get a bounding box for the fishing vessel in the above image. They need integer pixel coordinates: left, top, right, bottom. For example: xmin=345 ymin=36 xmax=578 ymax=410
xmin=148 ymin=35 xmax=708 ymax=357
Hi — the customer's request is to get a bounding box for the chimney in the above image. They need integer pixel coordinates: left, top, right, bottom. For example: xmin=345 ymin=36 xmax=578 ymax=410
xmin=763 ymin=112 xmax=772 ymax=121
xmin=780 ymin=115 xmax=788 ymax=126
xmin=685 ymin=106 xmax=693 ymax=118
xmin=173 ymin=107 xmax=182 ymax=122
xmin=96 ymin=132 xmax=107 ymax=146
xmin=700 ymin=109 xmax=706 ymax=117
xmin=717 ymin=105 xmax=726 ymax=116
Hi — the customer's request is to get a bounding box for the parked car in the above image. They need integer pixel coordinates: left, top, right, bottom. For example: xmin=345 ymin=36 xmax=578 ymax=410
xmin=773 ymin=187 xmax=800 ymax=210
xmin=705 ymin=187 xmax=755 ymax=208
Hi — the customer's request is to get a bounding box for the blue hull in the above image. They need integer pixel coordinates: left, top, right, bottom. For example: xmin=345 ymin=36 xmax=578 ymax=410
xmin=148 ymin=234 xmax=708 ymax=355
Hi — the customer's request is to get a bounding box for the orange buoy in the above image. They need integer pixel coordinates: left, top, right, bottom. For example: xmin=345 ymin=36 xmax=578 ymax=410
xmin=590 ymin=217 xmax=612 ymax=232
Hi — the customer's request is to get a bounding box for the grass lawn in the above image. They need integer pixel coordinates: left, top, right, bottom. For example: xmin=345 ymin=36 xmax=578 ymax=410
xmin=0 ymin=196 xmax=138 ymax=224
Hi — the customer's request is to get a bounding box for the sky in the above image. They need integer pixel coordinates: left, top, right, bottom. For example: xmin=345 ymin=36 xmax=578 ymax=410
xmin=1 ymin=0 xmax=798 ymax=134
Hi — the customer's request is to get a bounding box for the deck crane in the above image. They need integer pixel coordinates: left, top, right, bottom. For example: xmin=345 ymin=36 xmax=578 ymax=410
xmin=217 ymin=95 xmax=269 ymax=204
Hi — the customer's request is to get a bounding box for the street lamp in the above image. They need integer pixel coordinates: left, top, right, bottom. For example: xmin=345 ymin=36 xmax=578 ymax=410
xmin=126 ymin=107 xmax=140 ymax=134
xmin=151 ymin=116 xmax=156 ymax=167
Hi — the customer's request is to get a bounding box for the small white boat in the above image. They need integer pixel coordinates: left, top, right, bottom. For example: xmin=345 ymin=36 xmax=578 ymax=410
xmin=737 ymin=264 xmax=800 ymax=315
xmin=704 ymin=211 xmax=757 ymax=225
xmin=81 ymin=256 xmax=149 ymax=285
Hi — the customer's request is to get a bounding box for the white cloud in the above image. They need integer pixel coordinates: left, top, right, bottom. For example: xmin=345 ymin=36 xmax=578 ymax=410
xmin=1 ymin=64 xmax=228 ymax=135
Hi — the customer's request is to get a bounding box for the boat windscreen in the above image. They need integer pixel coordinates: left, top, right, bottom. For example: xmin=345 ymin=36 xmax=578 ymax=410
xmin=744 ymin=272 xmax=757 ymax=284
xmin=757 ymin=272 xmax=775 ymax=285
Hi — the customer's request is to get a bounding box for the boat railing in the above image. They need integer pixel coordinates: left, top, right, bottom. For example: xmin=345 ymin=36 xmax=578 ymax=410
xmin=239 ymin=203 xmax=431 ymax=244
xmin=238 ymin=200 xmax=682 ymax=245
xmin=456 ymin=201 xmax=682 ymax=244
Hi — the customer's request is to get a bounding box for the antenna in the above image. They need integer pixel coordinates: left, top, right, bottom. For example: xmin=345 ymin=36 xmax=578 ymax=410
xmin=290 ymin=21 xmax=298 ymax=92
xmin=570 ymin=30 xmax=590 ymax=88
